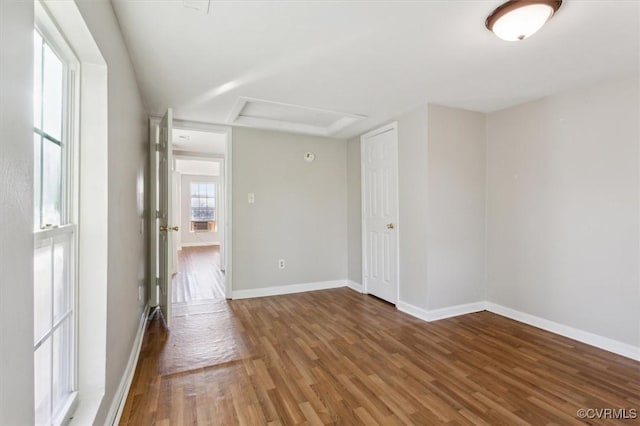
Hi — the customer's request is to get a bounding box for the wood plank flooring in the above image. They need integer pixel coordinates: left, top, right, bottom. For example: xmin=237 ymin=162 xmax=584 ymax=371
xmin=120 ymin=288 xmax=640 ymax=425
xmin=173 ymin=246 xmax=225 ymax=303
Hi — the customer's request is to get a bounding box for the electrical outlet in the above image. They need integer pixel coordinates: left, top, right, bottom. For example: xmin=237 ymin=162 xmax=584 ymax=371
xmin=248 ymin=193 xmax=255 ymax=204
xmin=138 ymin=286 xmax=143 ymax=302
xmin=278 ymin=259 xmax=285 ymax=269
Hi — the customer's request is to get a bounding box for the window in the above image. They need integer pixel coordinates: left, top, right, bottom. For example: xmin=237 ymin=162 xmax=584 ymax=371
xmin=33 ymin=27 xmax=78 ymax=426
xmin=190 ymin=182 xmax=216 ymax=232
xmin=33 ymin=30 xmax=66 ymax=230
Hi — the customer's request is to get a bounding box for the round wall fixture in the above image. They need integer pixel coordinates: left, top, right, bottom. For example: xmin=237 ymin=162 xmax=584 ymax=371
xmin=304 ymin=152 xmax=315 ymax=162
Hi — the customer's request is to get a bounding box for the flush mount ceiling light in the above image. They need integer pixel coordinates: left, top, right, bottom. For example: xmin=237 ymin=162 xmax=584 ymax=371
xmin=486 ymin=0 xmax=562 ymax=41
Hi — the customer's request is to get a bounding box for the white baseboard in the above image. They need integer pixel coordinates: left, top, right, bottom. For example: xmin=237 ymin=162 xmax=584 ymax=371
xmin=397 ymin=300 xmax=486 ymax=322
xmin=485 ymin=302 xmax=640 ymax=362
xmin=180 ymin=241 xmax=220 ymax=249
xmin=105 ymin=305 xmax=150 ymax=425
xmin=346 ymin=280 xmax=363 ymax=293
xmin=232 ymin=280 xmax=347 ymax=299
xmin=396 ymin=299 xmax=639 ymax=361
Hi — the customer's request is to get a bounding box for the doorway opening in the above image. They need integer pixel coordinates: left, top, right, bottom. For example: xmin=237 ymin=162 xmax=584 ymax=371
xmin=171 ymin=124 xmax=230 ymax=308
xmin=173 ymin=154 xmax=226 ymax=303
xmin=149 ymin=115 xmax=232 ymax=326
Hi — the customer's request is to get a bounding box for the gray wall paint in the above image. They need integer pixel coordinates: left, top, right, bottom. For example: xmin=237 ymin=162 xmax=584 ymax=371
xmin=426 ymin=105 xmax=486 ymax=309
xmin=74 ymin=1 xmax=149 ymax=422
xmin=232 ymin=128 xmax=347 ymax=290
xmin=346 ymin=137 xmax=362 ymax=284
xmin=487 ymin=76 xmax=640 ymax=346
xmin=397 ymin=106 xmax=430 ymax=307
xmin=0 ymin=1 xmax=35 ymax=423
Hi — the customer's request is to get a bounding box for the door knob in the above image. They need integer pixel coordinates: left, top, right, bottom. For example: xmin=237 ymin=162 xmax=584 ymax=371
xmin=160 ymin=225 xmax=180 ymax=232
xmin=387 ymin=223 xmax=394 ymax=229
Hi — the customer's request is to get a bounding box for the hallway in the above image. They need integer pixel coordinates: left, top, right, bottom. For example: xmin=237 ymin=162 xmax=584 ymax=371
xmin=173 ymin=246 xmax=225 ymax=303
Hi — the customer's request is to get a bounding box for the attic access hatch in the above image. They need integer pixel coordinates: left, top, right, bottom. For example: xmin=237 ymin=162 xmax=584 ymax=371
xmin=227 ymin=97 xmax=365 ymax=137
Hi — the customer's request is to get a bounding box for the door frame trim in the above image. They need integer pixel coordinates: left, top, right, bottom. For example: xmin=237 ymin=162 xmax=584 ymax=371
xmin=360 ymin=121 xmax=400 ymax=303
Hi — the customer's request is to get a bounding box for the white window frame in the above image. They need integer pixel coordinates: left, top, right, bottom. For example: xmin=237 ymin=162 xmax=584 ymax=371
xmin=34 ymin=4 xmax=80 ymax=425
xmin=190 ymin=181 xmax=217 ymax=231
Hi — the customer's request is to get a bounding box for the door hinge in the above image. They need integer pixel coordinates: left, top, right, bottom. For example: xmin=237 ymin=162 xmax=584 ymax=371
xmin=155 ymin=210 xmax=162 ymax=219
xmin=155 ymin=277 xmax=160 ymax=287
xmin=155 ymin=143 xmax=161 ymax=152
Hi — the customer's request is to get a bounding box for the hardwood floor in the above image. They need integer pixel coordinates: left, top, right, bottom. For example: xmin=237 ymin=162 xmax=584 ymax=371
xmin=173 ymin=246 xmax=225 ymax=303
xmin=120 ymin=288 xmax=640 ymax=425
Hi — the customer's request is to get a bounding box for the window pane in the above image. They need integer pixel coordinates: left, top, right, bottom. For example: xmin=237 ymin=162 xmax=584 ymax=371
xmin=53 ymin=237 xmax=71 ymax=322
xmin=208 ymin=184 xmax=215 ymax=197
xmin=34 ymin=242 xmax=53 ymax=344
xmin=34 ymin=338 xmax=52 ymax=426
xmin=42 ymin=43 xmax=63 ymax=140
xmin=42 ymin=141 xmax=62 ymax=227
xmin=53 ymin=318 xmax=73 ymax=415
xmin=191 ymin=197 xmax=198 ymax=209
xmin=206 ymin=197 xmax=215 ymax=208
xmin=34 ymin=32 xmax=43 ymax=129
xmin=34 ymin=133 xmax=42 ymax=230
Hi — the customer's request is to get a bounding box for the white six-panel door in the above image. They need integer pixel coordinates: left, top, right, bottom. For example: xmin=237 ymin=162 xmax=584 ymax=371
xmin=361 ymin=123 xmax=399 ymax=304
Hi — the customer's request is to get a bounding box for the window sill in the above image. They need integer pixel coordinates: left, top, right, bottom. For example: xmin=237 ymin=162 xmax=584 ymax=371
xmin=67 ymin=390 xmax=103 ymax=426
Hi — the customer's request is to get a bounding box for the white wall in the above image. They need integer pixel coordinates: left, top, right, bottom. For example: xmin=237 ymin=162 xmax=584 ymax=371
xmin=426 ymin=105 xmax=486 ymax=309
xmin=73 ymin=0 xmax=149 ymax=423
xmin=487 ymin=76 xmax=640 ymax=347
xmin=180 ymin=174 xmax=221 ymax=247
xmin=0 ymin=1 xmax=36 ymax=423
xmin=346 ymin=136 xmax=362 ymax=284
xmin=397 ymin=106 xmax=430 ymax=307
xmin=232 ymin=128 xmax=348 ymax=291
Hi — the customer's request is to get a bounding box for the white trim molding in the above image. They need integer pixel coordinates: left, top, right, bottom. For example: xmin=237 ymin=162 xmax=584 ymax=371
xmin=485 ymin=303 xmax=640 ymax=362
xmin=232 ymin=280 xmax=347 ymax=300
xmin=104 ymin=305 xmax=150 ymax=426
xmin=397 ymin=301 xmax=486 ymax=322
xmin=346 ymin=280 xmax=364 ymax=293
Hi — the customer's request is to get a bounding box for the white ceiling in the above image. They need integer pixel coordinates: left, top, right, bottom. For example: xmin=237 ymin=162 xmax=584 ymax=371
xmin=112 ymin=0 xmax=639 ymax=139
xmin=173 ymin=128 xmax=226 ymax=154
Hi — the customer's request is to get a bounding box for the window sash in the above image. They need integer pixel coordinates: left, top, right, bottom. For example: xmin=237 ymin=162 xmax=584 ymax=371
xmin=33 ymin=225 xmax=76 ymax=426
xmin=33 ymin=28 xmax=73 ymax=231
xmin=33 ymin=9 xmax=79 ymax=424
xmin=190 ymin=182 xmax=216 ymax=221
